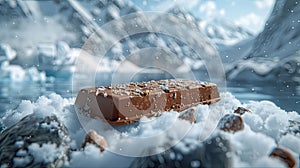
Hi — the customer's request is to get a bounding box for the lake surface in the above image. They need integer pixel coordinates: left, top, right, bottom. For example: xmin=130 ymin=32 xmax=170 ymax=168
xmin=0 ymin=75 xmax=299 ymax=117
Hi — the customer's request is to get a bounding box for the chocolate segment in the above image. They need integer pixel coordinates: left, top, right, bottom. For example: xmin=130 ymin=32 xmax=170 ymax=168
xmin=270 ymin=147 xmax=296 ymax=168
xmin=82 ymin=130 xmax=107 ymax=152
xmin=75 ymin=79 xmax=220 ymax=125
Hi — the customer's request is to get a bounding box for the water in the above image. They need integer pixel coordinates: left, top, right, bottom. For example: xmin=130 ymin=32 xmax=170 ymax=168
xmin=227 ymin=81 xmax=299 ymax=112
xmin=0 ymin=76 xmax=299 ymax=117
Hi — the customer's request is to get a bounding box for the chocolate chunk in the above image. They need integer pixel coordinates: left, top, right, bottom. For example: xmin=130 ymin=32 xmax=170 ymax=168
xmin=218 ymin=114 xmax=244 ymax=132
xmin=234 ymin=107 xmax=251 ymax=115
xmin=178 ymin=108 xmax=195 ymax=123
xmin=269 ymin=147 xmax=296 ymax=168
xmin=75 ymin=79 xmax=220 ymax=126
xmin=82 ymin=130 xmax=107 ymax=152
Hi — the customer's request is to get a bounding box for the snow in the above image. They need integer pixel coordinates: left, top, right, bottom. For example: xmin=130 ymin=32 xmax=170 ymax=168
xmin=1 ymin=91 xmax=299 ymax=167
xmin=28 ymin=143 xmax=65 ymax=164
xmin=0 ymin=0 xmax=299 ymax=166
xmin=279 ymin=134 xmax=300 ymax=153
xmin=229 ymin=126 xmax=276 ymax=163
xmin=13 ymin=156 xmax=31 ymax=167
xmin=252 ymin=157 xmax=286 ymax=168
xmin=223 ymin=0 xmax=300 ymax=84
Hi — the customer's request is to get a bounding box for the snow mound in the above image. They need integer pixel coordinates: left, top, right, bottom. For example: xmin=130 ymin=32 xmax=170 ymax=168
xmin=1 ymin=92 xmax=299 ymax=167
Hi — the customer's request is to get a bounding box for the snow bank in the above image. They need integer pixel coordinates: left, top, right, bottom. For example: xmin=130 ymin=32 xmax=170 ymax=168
xmin=1 ymin=92 xmax=299 ymax=167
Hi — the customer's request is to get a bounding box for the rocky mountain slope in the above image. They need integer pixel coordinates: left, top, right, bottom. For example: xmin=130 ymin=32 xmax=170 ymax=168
xmin=227 ymin=0 xmax=300 ymax=83
xmin=169 ymin=7 xmax=254 ymax=46
xmin=249 ymin=0 xmax=300 ymax=59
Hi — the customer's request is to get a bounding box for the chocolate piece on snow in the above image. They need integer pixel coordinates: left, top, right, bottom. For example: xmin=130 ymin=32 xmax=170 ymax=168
xmin=75 ymin=79 xmax=220 ymax=126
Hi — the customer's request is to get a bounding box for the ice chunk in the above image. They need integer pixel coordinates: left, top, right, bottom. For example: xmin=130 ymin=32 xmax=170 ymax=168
xmin=0 ymin=61 xmax=46 ymax=82
xmin=1 ymin=63 xmax=26 ymax=81
xmin=0 ymin=44 xmax=16 ymax=62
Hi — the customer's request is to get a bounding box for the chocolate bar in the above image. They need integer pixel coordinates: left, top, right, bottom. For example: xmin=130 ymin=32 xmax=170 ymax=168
xmin=75 ymin=79 xmax=220 ymax=125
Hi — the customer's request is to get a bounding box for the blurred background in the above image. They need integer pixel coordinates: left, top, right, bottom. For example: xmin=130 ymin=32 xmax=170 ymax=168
xmin=0 ymin=0 xmax=299 ymax=114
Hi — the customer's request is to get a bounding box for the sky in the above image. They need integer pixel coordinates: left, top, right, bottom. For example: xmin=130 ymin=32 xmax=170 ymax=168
xmin=130 ymin=0 xmax=275 ymax=34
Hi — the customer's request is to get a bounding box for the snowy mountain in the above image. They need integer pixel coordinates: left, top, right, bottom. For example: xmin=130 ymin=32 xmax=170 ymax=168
xmin=0 ymin=0 xmax=89 ymax=65
xmin=249 ymin=0 xmax=300 ymax=59
xmin=4 ymin=0 xmax=300 ymax=83
xmin=168 ymin=7 xmax=254 ymax=46
xmin=226 ymin=0 xmax=300 ymax=83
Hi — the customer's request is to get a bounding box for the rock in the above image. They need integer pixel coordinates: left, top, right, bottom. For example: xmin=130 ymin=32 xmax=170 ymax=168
xmin=131 ymin=134 xmax=232 ymax=168
xmin=218 ymin=114 xmax=244 ymax=132
xmin=179 ymin=108 xmax=195 ymax=123
xmin=234 ymin=107 xmax=251 ymax=115
xmin=0 ymin=114 xmax=69 ymax=168
xmin=269 ymin=147 xmax=296 ymax=168
xmin=82 ymin=130 xmax=107 ymax=152
xmin=287 ymin=120 xmax=300 ymax=135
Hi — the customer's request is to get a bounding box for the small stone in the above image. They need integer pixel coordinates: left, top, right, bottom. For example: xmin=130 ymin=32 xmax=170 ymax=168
xmin=82 ymin=130 xmax=107 ymax=152
xmin=269 ymin=147 xmax=296 ymax=168
xmin=218 ymin=114 xmax=244 ymax=132
xmin=234 ymin=107 xmax=251 ymax=115
xmin=179 ymin=108 xmax=195 ymax=123
xmin=286 ymin=120 xmax=300 ymax=135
